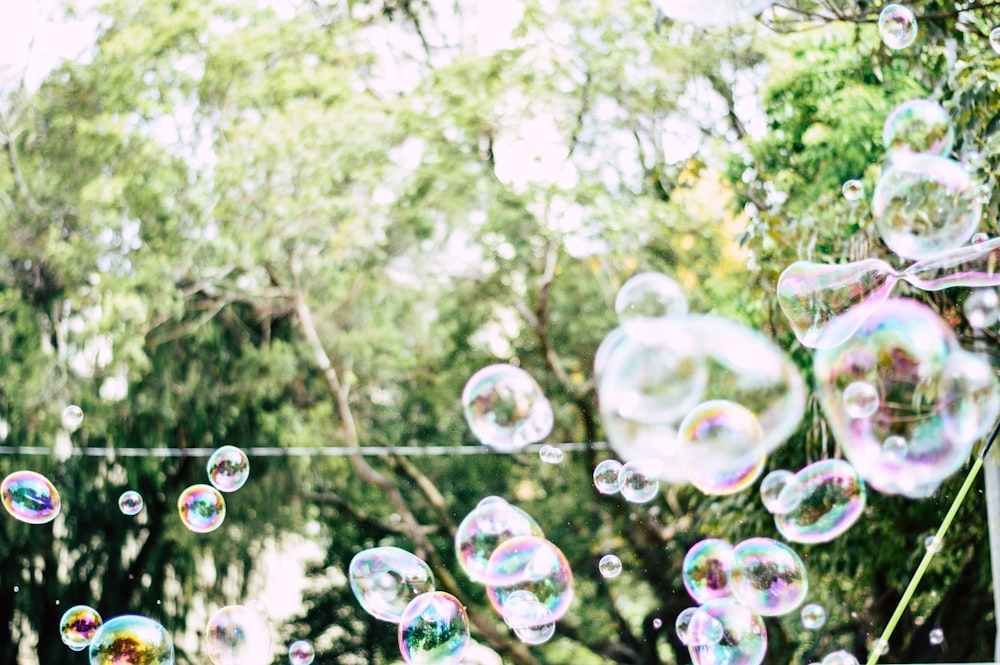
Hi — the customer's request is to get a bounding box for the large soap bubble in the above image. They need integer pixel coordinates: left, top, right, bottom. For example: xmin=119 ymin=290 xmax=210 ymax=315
xmin=774 ymin=459 xmax=866 ymax=544
xmin=455 ymin=497 xmax=544 ymax=584
xmin=502 ymin=590 xmax=556 ymax=645
xmin=462 ymin=364 xmax=553 ymax=452
xmin=89 ymin=615 xmax=175 ymax=665
xmin=398 ymin=592 xmax=470 ymax=665
xmin=650 ymin=0 xmax=775 ymax=26
xmin=615 ymin=272 xmax=688 ymax=345
xmin=204 ymin=605 xmax=271 ymax=665
xmin=178 ymin=484 xmax=226 ymax=533
xmin=883 ymin=99 xmax=953 ymax=158
xmin=485 ymin=536 xmax=574 ymax=623
xmin=678 ymin=400 xmax=765 ymax=483
xmin=2 ymin=470 xmax=61 ymax=525
xmin=60 ymin=605 xmax=103 ymax=651
xmin=729 ymin=538 xmax=808 ymax=617
xmin=349 ymin=547 xmax=435 ymax=623
xmin=206 ymin=445 xmax=250 ymax=492
xmin=683 ymin=539 xmax=735 ymax=604
xmin=879 ymin=4 xmax=918 ymax=50
xmin=814 ymin=298 xmax=999 ymax=496
xmin=689 ymin=599 xmax=768 ymax=665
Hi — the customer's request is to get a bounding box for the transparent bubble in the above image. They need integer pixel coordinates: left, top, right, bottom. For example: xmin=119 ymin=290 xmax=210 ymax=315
xmin=774 ymin=459 xmax=866 ymax=544
xmin=539 ymin=445 xmax=565 ymax=464
xmin=485 ymin=536 xmax=573 ymax=623
xmin=992 ymin=27 xmax=1000 ymax=54
xmin=730 ymin=538 xmax=808 ymax=617
xmin=502 ymin=591 xmax=555 ymax=645
xmin=759 ymin=470 xmax=803 ymax=515
xmin=842 ymin=381 xmax=880 ymax=419
xmin=594 ymin=327 xmax=628 ymax=384
xmin=678 ymin=608 xmax=725 ymax=646
xmin=689 ymin=599 xmax=768 ymax=665
xmin=349 ymin=547 xmax=435 ymax=622
xmin=823 ymin=650 xmax=859 ymax=665
xmin=206 ymin=446 xmax=250 ymax=493
xmin=963 ymin=151 xmax=985 ymax=172
xmin=879 ymin=4 xmax=918 ymax=50
xmin=619 ymin=461 xmax=660 ymax=503
xmin=118 ymin=490 xmax=144 ymax=516
xmin=398 ymin=592 xmax=470 ymax=665
xmin=2 ymin=470 xmax=61 ymax=525
xmin=842 ymin=180 xmax=864 ymax=201
xmin=462 ymin=365 xmax=553 ymax=452
xmin=814 ymin=298 xmax=999 ymax=496
xmin=288 ymin=640 xmax=315 ymax=665
xmin=593 ymin=460 xmax=625 ymax=495
xmin=455 ymin=497 xmax=544 ymax=584
xmin=871 ymin=638 xmax=889 ymax=656
xmin=964 ymin=288 xmax=1000 ymax=328
xmin=924 ymin=534 xmax=943 ymax=553
xmin=929 ymin=628 xmax=944 ymax=645
xmin=615 ymin=272 xmax=688 ymax=345
xmin=690 ymin=457 xmax=765 ymax=497
xmin=683 ymin=539 xmax=735 ymax=604
xmin=653 ymin=617 xmax=663 ymax=630
xmin=972 ymin=232 xmax=990 ymax=244
xmin=679 ymin=400 xmax=765 ymax=482
xmin=245 ymin=599 xmax=268 ymax=619
xmin=205 ymin=605 xmax=272 ymax=665
xmin=177 ymin=484 xmax=226 ymax=534
xmin=883 ymin=99 xmax=953 ymax=158
xmin=89 ymin=615 xmax=174 ymax=665
xmin=882 ymin=435 xmax=909 ymax=459
xmin=975 ymin=184 xmax=992 ymax=205
xmin=873 ymin=155 xmax=981 ymax=260
xmin=800 ymin=604 xmax=826 ymax=630
xmin=649 ymin=0 xmax=776 ymax=26
xmin=60 ymin=605 xmax=102 ymax=651
xmin=62 ymin=405 xmax=84 ymax=430
xmin=599 ymin=554 xmax=623 ymax=579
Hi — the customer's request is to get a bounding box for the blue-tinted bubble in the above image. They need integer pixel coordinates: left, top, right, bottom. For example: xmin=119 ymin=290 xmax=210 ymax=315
xmin=683 ymin=539 xmax=734 ymax=604
xmin=89 ymin=615 xmax=174 ymax=665
xmin=349 ymin=547 xmax=435 ymax=623
xmin=462 ymin=365 xmax=553 ymax=452
xmin=398 ymin=592 xmax=470 ymax=665
xmin=205 ymin=605 xmax=271 ymax=665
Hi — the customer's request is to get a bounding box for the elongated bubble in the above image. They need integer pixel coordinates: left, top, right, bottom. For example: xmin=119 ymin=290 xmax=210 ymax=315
xmin=774 ymin=459 xmax=866 ymax=544
xmin=2 ymin=470 xmax=61 ymax=525
xmin=349 ymin=547 xmax=435 ymax=623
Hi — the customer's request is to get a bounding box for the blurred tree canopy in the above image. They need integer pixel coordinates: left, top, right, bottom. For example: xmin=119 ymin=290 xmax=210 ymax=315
xmin=0 ymin=0 xmax=999 ymax=663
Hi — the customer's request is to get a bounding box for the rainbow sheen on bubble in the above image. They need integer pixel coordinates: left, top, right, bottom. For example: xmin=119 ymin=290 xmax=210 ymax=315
xmin=801 ymin=604 xmax=826 ymax=630
xmin=204 ymin=605 xmax=271 ymax=665
xmin=206 ymin=446 xmax=250 ymax=492
xmin=650 ymin=0 xmax=775 ymax=26
xmin=349 ymin=547 xmax=435 ymax=623
xmin=60 ymin=605 xmax=103 ymax=651
xmin=593 ymin=459 xmax=625 ymax=495
xmin=730 ymin=538 xmax=808 ymax=617
xmin=929 ymin=628 xmax=944 ymax=645
xmin=88 ymin=615 xmax=174 ymax=665
xmin=288 ymin=640 xmax=315 ymax=665
xmin=691 ymin=456 xmax=765 ymax=497
xmin=964 ymin=289 xmax=1000 ymax=328
xmin=775 ymin=459 xmax=866 ymax=543
xmin=679 ymin=400 xmax=765 ymax=483
xmin=462 ymin=364 xmax=553 ymax=452
xmin=883 ymin=99 xmax=953 ymax=158
xmin=676 ymin=607 xmax=725 ymax=646
xmin=455 ymin=497 xmax=544 ymax=584
xmin=759 ymin=470 xmax=802 ymax=515
xmin=879 ymin=4 xmax=917 ymax=50
xmin=615 ymin=272 xmax=688 ymax=345
xmin=177 ymin=484 xmax=226 ymax=533
xmin=683 ymin=539 xmax=734 ymax=604
xmin=823 ymin=650 xmax=859 ymax=665
xmin=502 ymin=590 xmax=555 ymax=645
xmin=398 ymin=592 xmax=470 ymax=665
xmin=689 ymin=599 xmax=767 ymax=665
xmin=119 ymin=490 xmax=144 ymax=516
xmin=485 ymin=536 xmax=573 ymax=622
xmin=2 ymin=470 xmax=61 ymax=525
xmin=619 ymin=460 xmax=660 ymax=503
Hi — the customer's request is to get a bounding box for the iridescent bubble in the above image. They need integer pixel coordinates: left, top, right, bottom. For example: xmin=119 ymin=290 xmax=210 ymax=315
xmin=599 ymin=554 xmax=622 ymax=579
xmin=774 ymin=459 xmax=866 ymax=544
xmin=676 ymin=607 xmax=725 ymax=646
xmin=204 ymin=605 xmax=271 ymax=665
xmin=502 ymin=590 xmax=555 ymax=645
xmin=883 ymin=99 xmax=953 ymax=158
xmin=924 ymin=534 xmax=943 ymax=553
xmin=62 ymin=405 xmax=84 ymax=430
xmin=649 ymin=0 xmax=775 ymax=26
xmin=2 ymin=470 xmax=61 ymax=525
xmin=879 ymin=4 xmax=918 ymax=50
xmin=759 ymin=470 xmax=802 ymax=515
xmin=823 ymin=651 xmax=859 ymax=665
xmin=975 ymin=184 xmax=992 ymax=205
xmin=538 ymin=445 xmax=564 ymax=464
xmin=730 ymin=538 xmax=808 ymax=617
xmin=615 ymin=272 xmax=688 ymax=345
xmin=619 ymin=461 xmax=660 ymax=503
xmin=455 ymin=497 xmax=544 ymax=584
xmin=177 ymin=484 xmax=226 ymax=534
xmin=689 ymin=599 xmax=767 ymax=665
xmin=882 ymin=435 xmax=909 ymax=459
xmin=288 ymin=640 xmax=315 ymax=665
xmin=206 ymin=446 xmax=250 ymax=493
xmin=873 ymin=154 xmax=980 ymax=260
xmin=485 ymin=536 xmax=573 ymax=622
xmin=929 ymin=628 xmax=944 ymax=645
xmin=683 ymin=539 xmax=734 ymax=604
xmin=398 ymin=592 xmax=470 ymax=665
xmin=842 ymin=381 xmax=879 ymax=419
xmin=462 ymin=364 xmax=553 ymax=452
xmin=118 ymin=490 xmax=143 ymax=516
xmin=88 ymin=615 xmax=174 ymax=665
xmin=800 ymin=603 xmax=826 ymax=630
xmin=972 ymin=232 xmax=990 ymax=244
xmin=593 ymin=460 xmax=624 ymax=495
xmin=842 ymin=180 xmax=864 ymax=201
xmin=60 ymin=605 xmax=102 ymax=651
xmin=349 ymin=547 xmax=435 ymax=622
xmin=678 ymin=400 xmax=765 ymax=481
xmin=964 ymin=288 xmax=1000 ymax=328
xmin=690 ymin=457 xmax=765 ymax=497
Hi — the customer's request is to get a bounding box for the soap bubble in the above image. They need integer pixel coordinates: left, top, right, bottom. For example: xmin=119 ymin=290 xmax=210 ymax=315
xmin=593 ymin=460 xmax=625 ymax=495
xmin=2 ymin=470 xmax=61 ymax=525
xmin=690 ymin=457 xmax=765 ymax=497
xmin=649 ymin=0 xmax=775 ymax=26
xmin=206 ymin=446 xmax=250 ymax=492
xmin=929 ymin=628 xmax=944 ymax=645
xmin=205 ymin=605 xmax=272 ymax=665
xmin=462 ymin=364 xmax=553 ymax=452
xmin=730 ymin=538 xmax=808 ymax=617
xmin=619 ymin=461 xmax=660 ymax=503
xmin=455 ymin=497 xmax=544 ymax=583
xmin=502 ymin=591 xmax=555 ymax=645
xmin=924 ymin=534 xmax=943 ymax=553
xmin=118 ymin=490 xmax=144 ymax=516
xmin=288 ymin=640 xmax=315 ymax=665
xmin=823 ymin=651 xmax=859 ymax=665
xmin=759 ymin=470 xmax=802 ymax=515
xmin=177 ymin=484 xmax=226 ymax=533
xmin=676 ymin=607 xmax=725 ymax=646
xmin=89 ymin=615 xmax=174 ymax=665
xmin=62 ymin=405 xmax=84 ymax=430
xmin=683 ymin=539 xmax=734 ymax=604
xmin=349 ymin=547 xmax=435 ymax=622
xmin=975 ymin=184 xmax=992 ymax=205
xmin=964 ymin=288 xmax=1000 ymax=328
xmin=882 ymin=435 xmax=909 ymax=459
xmin=539 ymin=445 xmax=565 ymax=464
xmin=599 ymin=554 xmax=623 ymax=579
xmin=842 ymin=180 xmax=864 ymax=201
xmin=992 ymin=27 xmax=1000 ymax=54
xmin=800 ymin=604 xmax=826 ymax=630
xmin=615 ymin=272 xmax=688 ymax=344
xmin=871 ymin=638 xmax=890 ymax=656
xmin=679 ymin=400 xmax=765 ymax=481
xmin=60 ymin=605 xmax=102 ymax=651
xmin=398 ymin=592 xmax=470 ymax=665
xmin=485 ymin=536 xmax=573 ymax=622
xmin=883 ymin=99 xmax=953 ymax=158
xmin=689 ymin=599 xmax=767 ymax=665
xmin=972 ymin=232 xmax=990 ymax=244
xmin=879 ymin=4 xmax=918 ymax=50
xmin=594 ymin=327 xmax=628 ymax=383
xmin=774 ymin=459 xmax=866 ymax=544
xmin=842 ymin=381 xmax=880 ymax=419
xmin=873 ymin=155 xmax=981 ymax=260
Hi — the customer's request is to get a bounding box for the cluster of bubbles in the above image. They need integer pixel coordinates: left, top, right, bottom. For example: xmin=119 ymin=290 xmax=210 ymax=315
xmin=177 ymin=445 xmax=250 ymax=533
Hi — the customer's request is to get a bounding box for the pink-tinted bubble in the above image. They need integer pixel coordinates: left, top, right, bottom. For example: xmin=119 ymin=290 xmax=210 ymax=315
xmin=89 ymin=614 xmax=174 ymax=665
xmin=676 ymin=607 xmax=724 ymax=646
xmin=288 ymin=639 xmax=315 ymax=665
xmin=462 ymin=365 xmax=553 ymax=452
xmin=454 ymin=497 xmax=544 ymax=584
xmin=683 ymin=539 xmax=735 ymax=604
xmin=206 ymin=446 xmax=250 ymax=493
xmin=349 ymin=547 xmax=435 ymax=623
xmin=879 ymin=4 xmax=918 ymax=50
xmin=690 ymin=457 xmax=765 ymax=497
xmin=730 ymin=538 xmax=808 ymax=617
xmin=398 ymin=592 xmax=470 ymax=665
xmin=502 ymin=590 xmax=555 ymax=644
xmin=2 ymin=470 xmax=61 ymax=525
xmin=177 ymin=484 xmax=226 ymax=533
xmin=689 ymin=599 xmax=767 ymax=665
xmin=60 ymin=605 xmax=102 ymax=651
xmin=774 ymin=459 xmax=866 ymax=544
xmin=205 ymin=605 xmax=271 ymax=665
xmin=485 ymin=536 xmax=573 ymax=623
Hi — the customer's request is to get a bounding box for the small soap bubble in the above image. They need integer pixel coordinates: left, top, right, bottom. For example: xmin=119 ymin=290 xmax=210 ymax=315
xmin=882 ymin=435 xmax=908 ymax=459
xmin=288 ymin=640 xmax=315 ymax=665
xmin=682 ymin=539 xmax=734 ymax=604
xmin=842 ymin=179 xmax=864 ymax=201
xmin=89 ymin=615 xmax=174 ymax=665
xmin=688 ymin=600 xmax=766 ymax=665
xmin=929 ymin=628 xmax=944 ymax=645
xmin=653 ymin=617 xmax=663 ymax=630
xmin=502 ymin=591 xmax=555 ymax=645
xmin=975 ymin=184 xmax=992 ymax=204
xmin=677 ymin=607 xmax=725 ymax=646
xmin=972 ymin=232 xmax=990 ymax=244
xmin=872 ymin=638 xmax=890 ymax=656
xmin=398 ymin=592 xmax=470 ymax=665
xmin=207 ymin=446 xmax=250 ymax=492
xmin=800 ymin=603 xmax=826 ymax=630
xmin=879 ymin=4 xmax=918 ymax=50
xmin=964 ymin=289 xmax=1000 ymax=329
xmin=822 ymin=650 xmax=859 ymax=665
xmin=619 ymin=461 xmax=660 ymax=503
xmin=599 ymin=554 xmax=622 ymax=579
xmin=118 ymin=490 xmax=143 ymax=516
xmin=462 ymin=364 xmax=553 ymax=452
xmin=2 ymin=470 xmax=61 ymax=525
xmin=349 ymin=547 xmax=435 ymax=622
xmin=593 ymin=460 xmax=624 ymax=495
xmin=177 ymin=484 xmax=226 ymax=533
xmin=538 ymin=445 xmax=564 ymax=464
xmin=992 ymin=27 xmax=1000 ymax=54
xmin=842 ymin=381 xmax=879 ymax=419
xmin=924 ymin=534 xmax=943 ymax=553
xmin=963 ymin=151 xmax=985 ymax=172
xmin=60 ymin=605 xmax=102 ymax=651
xmin=62 ymin=405 xmax=84 ymax=430
xmin=615 ymin=272 xmax=688 ymax=344
xmin=205 ymin=605 xmax=272 ymax=665
xmin=759 ymin=470 xmax=802 ymax=515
